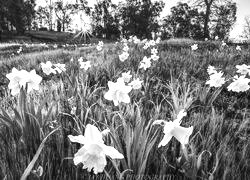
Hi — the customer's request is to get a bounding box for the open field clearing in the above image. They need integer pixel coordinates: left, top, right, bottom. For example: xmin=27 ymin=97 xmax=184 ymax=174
xmin=0 ymin=38 xmax=250 ymax=180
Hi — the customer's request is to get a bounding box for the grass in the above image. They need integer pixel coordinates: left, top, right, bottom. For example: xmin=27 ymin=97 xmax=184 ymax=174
xmin=0 ymin=39 xmax=250 ymax=180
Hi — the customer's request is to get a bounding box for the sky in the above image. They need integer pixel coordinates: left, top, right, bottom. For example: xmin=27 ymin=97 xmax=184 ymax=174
xmin=37 ymin=0 xmax=250 ymax=39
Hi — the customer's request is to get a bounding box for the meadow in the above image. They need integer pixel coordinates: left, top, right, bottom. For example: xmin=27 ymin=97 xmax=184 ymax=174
xmin=0 ymin=37 xmax=250 ymax=180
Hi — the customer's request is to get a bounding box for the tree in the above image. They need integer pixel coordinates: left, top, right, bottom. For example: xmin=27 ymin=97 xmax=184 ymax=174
xmin=54 ymin=0 xmax=74 ymax=32
xmin=119 ymin=0 xmax=165 ymax=39
xmin=23 ymin=0 xmax=36 ymax=31
xmin=4 ymin=0 xmax=26 ymax=34
xmin=192 ymin=0 xmax=235 ymax=39
xmin=54 ymin=0 xmax=90 ymax=32
xmin=211 ymin=1 xmax=236 ymax=39
xmin=242 ymin=16 xmax=250 ymax=39
xmin=46 ymin=0 xmax=54 ymax=31
xmin=91 ymin=0 xmax=120 ymax=39
xmin=0 ymin=0 xmax=36 ymax=34
xmin=162 ymin=3 xmax=203 ymax=39
xmin=36 ymin=6 xmax=51 ymax=29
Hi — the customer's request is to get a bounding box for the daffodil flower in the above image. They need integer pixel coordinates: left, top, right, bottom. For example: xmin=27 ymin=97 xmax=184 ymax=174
xmin=6 ymin=68 xmax=27 ymax=96
xmin=96 ymin=41 xmax=104 ymax=51
xmin=206 ymin=71 xmax=226 ymax=88
xmin=6 ymin=68 xmax=42 ymax=96
xmin=153 ymin=110 xmax=193 ymax=148
xmin=25 ymin=70 xmax=42 ymax=93
xmin=119 ymin=51 xmax=129 ymax=62
xmin=121 ymin=71 xmax=132 ymax=83
xmin=104 ymin=78 xmax=132 ymax=106
xmin=80 ymin=61 xmax=91 ymax=70
xmin=236 ymin=64 xmax=250 ymax=76
xmin=155 ymin=37 xmax=161 ymax=44
xmin=236 ymin=45 xmax=241 ymax=51
xmin=133 ymin=36 xmax=140 ymax=44
xmin=68 ymin=124 xmax=124 ymax=174
xmin=151 ymin=48 xmax=158 ymax=55
xmin=128 ymin=78 xmax=143 ymax=89
xmin=227 ymin=75 xmax=250 ymax=92
xmin=139 ymin=56 xmax=151 ymax=70
xmin=40 ymin=61 xmax=56 ymax=75
xmin=151 ymin=53 xmax=159 ymax=61
xmin=149 ymin=40 xmax=156 ymax=46
xmin=191 ymin=44 xmax=198 ymax=51
xmin=207 ymin=65 xmax=217 ymax=75
xmin=221 ymin=41 xmax=227 ymax=47
xmin=78 ymin=57 xmax=84 ymax=62
xmin=143 ymin=42 xmax=150 ymax=50
xmin=123 ymin=43 xmax=129 ymax=52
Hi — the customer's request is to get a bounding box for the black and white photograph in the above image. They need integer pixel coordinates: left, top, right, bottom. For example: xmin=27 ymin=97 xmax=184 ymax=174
xmin=0 ymin=0 xmax=250 ymax=179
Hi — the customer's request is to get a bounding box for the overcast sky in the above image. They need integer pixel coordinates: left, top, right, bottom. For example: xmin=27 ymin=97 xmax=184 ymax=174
xmin=37 ymin=0 xmax=250 ymax=39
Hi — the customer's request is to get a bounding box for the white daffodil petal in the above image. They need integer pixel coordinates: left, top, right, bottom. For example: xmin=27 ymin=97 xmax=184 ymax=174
xmin=172 ymin=126 xmax=193 ymax=146
xmin=102 ymin=145 xmax=124 ymax=159
xmin=176 ymin=110 xmax=187 ymax=123
xmin=68 ymin=135 xmax=86 ymax=144
xmin=84 ymin=124 xmax=103 ymax=143
xmin=123 ymin=85 xmax=132 ymax=93
xmin=113 ymin=100 xmax=119 ymax=106
xmin=152 ymin=120 xmax=165 ymax=126
xmin=73 ymin=147 xmax=87 ymax=165
xmin=121 ymin=94 xmax=130 ymax=104
xmin=158 ymin=133 xmax=172 ymax=148
xmin=107 ymin=81 xmax=116 ymax=89
xmin=104 ymin=91 xmax=113 ymax=101
xmin=81 ymin=144 xmax=107 ymax=174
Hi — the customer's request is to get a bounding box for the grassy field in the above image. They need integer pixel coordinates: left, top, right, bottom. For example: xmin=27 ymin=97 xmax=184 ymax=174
xmin=0 ymin=38 xmax=250 ymax=180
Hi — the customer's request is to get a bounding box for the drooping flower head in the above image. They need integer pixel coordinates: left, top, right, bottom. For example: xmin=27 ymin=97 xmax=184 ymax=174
xmin=68 ymin=124 xmax=124 ymax=174
xmin=236 ymin=45 xmax=241 ymax=51
xmin=6 ymin=68 xmax=42 ymax=96
xmin=80 ymin=61 xmax=91 ymax=70
xmin=153 ymin=110 xmax=193 ymax=148
xmin=41 ymin=61 xmax=56 ymax=75
xmin=119 ymin=51 xmax=129 ymax=62
xmin=104 ymin=78 xmax=132 ymax=106
xmin=151 ymin=53 xmax=159 ymax=61
xmin=221 ymin=41 xmax=227 ymax=47
xmin=139 ymin=56 xmax=151 ymax=70
xmin=96 ymin=41 xmax=104 ymax=51
xmin=236 ymin=64 xmax=250 ymax=76
xmin=6 ymin=68 xmax=27 ymax=96
xmin=143 ymin=42 xmax=150 ymax=50
xmin=149 ymin=40 xmax=156 ymax=47
xmin=155 ymin=37 xmax=161 ymax=44
xmin=191 ymin=44 xmax=198 ymax=51
xmin=121 ymin=71 xmax=132 ymax=83
xmin=133 ymin=36 xmax=140 ymax=44
xmin=207 ymin=65 xmax=217 ymax=75
xmin=123 ymin=43 xmax=129 ymax=52
xmin=206 ymin=71 xmax=226 ymax=88
xmin=151 ymin=48 xmax=158 ymax=55
xmin=128 ymin=78 xmax=143 ymax=90
xmin=227 ymin=75 xmax=250 ymax=92
xmin=25 ymin=70 xmax=43 ymax=93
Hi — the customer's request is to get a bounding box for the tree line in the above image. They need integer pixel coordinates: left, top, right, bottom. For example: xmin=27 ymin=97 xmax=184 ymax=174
xmin=1 ymin=0 xmax=249 ymax=40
